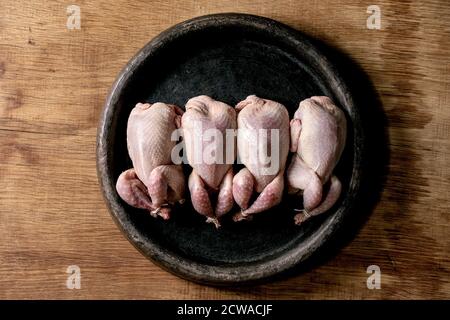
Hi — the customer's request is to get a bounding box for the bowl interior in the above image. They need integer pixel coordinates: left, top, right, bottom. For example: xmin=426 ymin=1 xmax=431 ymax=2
xmin=99 ymin=14 xmax=358 ymax=283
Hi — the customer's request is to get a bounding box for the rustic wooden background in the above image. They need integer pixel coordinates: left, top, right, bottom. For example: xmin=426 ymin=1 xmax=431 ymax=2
xmin=1 ymin=0 xmax=449 ymax=299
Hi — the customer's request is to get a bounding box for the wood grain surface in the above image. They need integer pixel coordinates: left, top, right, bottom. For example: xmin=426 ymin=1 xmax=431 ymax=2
xmin=0 ymin=0 xmax=449 ymax=299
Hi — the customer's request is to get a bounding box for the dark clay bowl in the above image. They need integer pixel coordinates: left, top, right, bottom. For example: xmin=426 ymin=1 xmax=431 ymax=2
xmin=97 ymin=13 xmax=363 ymax=285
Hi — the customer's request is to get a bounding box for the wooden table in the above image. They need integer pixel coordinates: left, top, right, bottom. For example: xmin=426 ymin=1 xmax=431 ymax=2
xmin=1 ymin=0 xmax=449 ymax=299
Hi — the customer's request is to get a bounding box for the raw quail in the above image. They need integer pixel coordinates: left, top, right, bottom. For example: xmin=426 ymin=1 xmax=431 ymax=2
xmin=182 ymin=95 xmax=237 ymax=228
xmin=116 ymin=102 xmax=185 ymax=220
xmin=232 ymin=95 xmax=290 ymax=222
xmin=287 ymin=96 xmax=347 ymax=225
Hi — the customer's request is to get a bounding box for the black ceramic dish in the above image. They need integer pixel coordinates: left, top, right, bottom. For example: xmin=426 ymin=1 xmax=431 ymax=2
xmin=97 ymin=13 xmax=363 ymax=285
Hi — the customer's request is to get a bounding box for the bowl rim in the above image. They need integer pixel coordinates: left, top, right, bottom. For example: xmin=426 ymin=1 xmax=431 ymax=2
xmin=96 ymin=12 xmax=364 ymax=285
